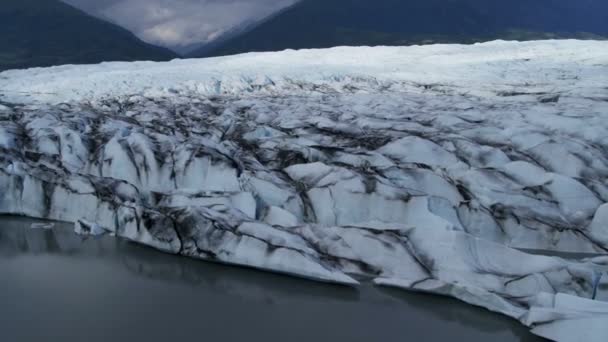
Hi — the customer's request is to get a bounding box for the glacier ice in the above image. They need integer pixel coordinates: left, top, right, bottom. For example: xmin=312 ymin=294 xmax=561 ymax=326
xmin=1 ymin=40 xmax=608 ymax=341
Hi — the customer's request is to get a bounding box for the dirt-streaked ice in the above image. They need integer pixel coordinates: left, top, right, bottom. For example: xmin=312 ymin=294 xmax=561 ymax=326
xmin=1 ymin=40 xmax=607 ymax=341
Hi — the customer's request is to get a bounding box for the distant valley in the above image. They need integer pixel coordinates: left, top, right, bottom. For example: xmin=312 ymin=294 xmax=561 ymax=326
xmin=1 ymin=0 xmax=607 ymax=71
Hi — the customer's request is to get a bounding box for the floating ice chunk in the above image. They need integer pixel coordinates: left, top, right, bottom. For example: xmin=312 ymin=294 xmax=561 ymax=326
xmin=30 ymin=222 xmax=55 ymax=229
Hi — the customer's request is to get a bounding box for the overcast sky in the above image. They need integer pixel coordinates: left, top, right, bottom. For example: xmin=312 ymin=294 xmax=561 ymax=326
xmin=63 ymin=0 xmax=297 ymax=52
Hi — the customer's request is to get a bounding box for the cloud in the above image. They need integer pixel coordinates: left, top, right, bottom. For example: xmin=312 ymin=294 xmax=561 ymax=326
xmin=63 ymin=0 xmax=297 ymax=51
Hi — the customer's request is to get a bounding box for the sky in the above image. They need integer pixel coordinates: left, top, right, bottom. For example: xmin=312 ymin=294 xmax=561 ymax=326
xmin=63 ymin=0 xmax=298 ymax=53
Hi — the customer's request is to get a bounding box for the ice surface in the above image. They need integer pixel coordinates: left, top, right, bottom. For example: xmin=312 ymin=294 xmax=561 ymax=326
xmin=1 ymin=40 xmax=608 ymax=341
xmin=524 ymin=293 xmax=608 ymax=342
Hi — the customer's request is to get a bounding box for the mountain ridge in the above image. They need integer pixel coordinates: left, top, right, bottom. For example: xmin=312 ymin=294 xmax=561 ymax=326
xmin=0 ymin=0 xmax=178 ymax=72
xmin=191 ymin=0 xmax=608 ymax=57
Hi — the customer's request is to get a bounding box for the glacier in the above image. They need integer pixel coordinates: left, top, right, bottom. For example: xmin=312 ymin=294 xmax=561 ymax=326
xmin=1 ymin=40 xmax=608 ymax=341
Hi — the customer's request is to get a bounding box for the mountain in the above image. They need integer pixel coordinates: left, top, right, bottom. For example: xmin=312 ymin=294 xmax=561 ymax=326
xmin=0 ymin=0 xmax=178 ymax=72
xmin=191 ymin=0 xmax=608 ymax=57
xmin=187 ymin=18 xmax=263 ymax=57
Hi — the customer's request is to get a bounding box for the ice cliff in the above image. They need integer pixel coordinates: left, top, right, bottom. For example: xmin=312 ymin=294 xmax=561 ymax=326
xmin=1 ymin=40 xmax=607 ymax=341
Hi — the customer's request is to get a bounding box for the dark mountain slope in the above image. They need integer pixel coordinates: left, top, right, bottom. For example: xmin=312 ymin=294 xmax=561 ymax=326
xmin=192 ymin=0 xmax=608 ymax=57
xmin=0 ymin=0 xmax=178 ymax=72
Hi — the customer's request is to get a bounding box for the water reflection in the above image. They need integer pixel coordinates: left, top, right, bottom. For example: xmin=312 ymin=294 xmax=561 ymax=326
xmin=379 ymin=287 xmax=533 ymax=340
xmin=1 ymin=216 xmax=361 ymax=304
xmin=0 ymin=216 xmax=544 ymax=342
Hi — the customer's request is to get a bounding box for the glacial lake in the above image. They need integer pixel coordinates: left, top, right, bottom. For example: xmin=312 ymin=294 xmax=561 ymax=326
xmin=0 ymin=216 xmax=544 ymax=342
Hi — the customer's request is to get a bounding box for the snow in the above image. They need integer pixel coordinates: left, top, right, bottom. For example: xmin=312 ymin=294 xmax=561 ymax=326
xmin=1 ymin=40 xmax=608 ymax=341
xmin=1 ymin=40 xmax=606 ymax=106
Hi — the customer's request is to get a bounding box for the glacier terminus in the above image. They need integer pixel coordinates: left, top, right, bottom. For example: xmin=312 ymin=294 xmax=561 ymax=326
xmin=1 ymin=40 xmax=607 ymax=341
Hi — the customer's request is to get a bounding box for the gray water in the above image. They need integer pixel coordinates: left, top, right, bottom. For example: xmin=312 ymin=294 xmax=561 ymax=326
xmin=0 ymin=216 xmax=544 ymax=342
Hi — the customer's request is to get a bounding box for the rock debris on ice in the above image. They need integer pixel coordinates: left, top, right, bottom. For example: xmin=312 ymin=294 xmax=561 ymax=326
xmin=1 ymin=40 xmax=608 ymax=341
